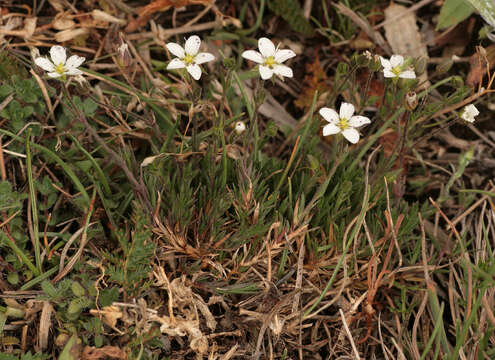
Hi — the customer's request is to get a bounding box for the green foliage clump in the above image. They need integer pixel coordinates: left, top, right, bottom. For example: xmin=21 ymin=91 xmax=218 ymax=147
xmin=0 ymin=75 xmax=51 ymax=133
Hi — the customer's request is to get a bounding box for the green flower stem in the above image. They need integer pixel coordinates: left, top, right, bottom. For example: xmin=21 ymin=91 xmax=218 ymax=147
xmin=218 ymin=69 xmax=232 ymax=190
xmin=232 ymin=71 xmax=254 ymax=119
xmin=349 ymin=108 xmax=405 ymax=172
xmin=237 ymin=0 xmax=265 ymax=36
xmin=252 ymin=78 xmax=262 ymax=163
xmin=26 ymin=128 xmax=42 ymax=274
xmin=274 ymin=91 xmax=318 ymax=194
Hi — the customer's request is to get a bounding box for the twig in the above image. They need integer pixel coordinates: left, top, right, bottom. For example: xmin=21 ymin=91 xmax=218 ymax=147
xmin=411 ymin=292 xmax=428 ymax=360
xmin=467 ymin=122 xmax=495 ymax=149
xmin=127 ymin=19 xmax=236 ymax=41
xmin=339 ymin=308 xmax=361 ymax=360
xmin=451 ymin=185 xmax=495 ymax=226
xmin=303 ymin=0 xmax=313 ymax=19
xmin=30 ymin=69 xmax=55 ymax=123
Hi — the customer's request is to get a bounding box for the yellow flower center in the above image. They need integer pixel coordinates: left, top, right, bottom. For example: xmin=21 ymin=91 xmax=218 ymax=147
xmin=55 ymin=62 xmax=66 ymax=75
xmin=338 ymin=118 xmax=349 ymax=130
xmin=265 ymin=56 xmax=276 ymax=68
xmin=184 ymin=54 xmax=195 ymax=65
xmin=392 ymin=65 xmax=402 ymax=76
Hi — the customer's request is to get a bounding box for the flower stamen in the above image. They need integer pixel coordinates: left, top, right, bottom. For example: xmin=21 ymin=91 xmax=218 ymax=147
xmin=55 ymin=63 xmax=66 ymax=75
xmin=184 ymin=54 xmax=194 ymax=65
xmin=265 ymin=56 xmax=276 ymax=68
xmin=338 ymin=118 xmax=349 ymax=130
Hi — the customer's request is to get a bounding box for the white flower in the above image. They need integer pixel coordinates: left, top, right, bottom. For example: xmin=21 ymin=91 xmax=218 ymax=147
xmin=166 ymin=35 xmax=215 ymax=80
xmin=380 ymin=55 xmax=416 ymax=79
xmin=242 ymin=37 xmax=296 ymax=80
xmin=234 ymin=121 xmax=246 ymax=134
xmin=320 ymin=103 xmax=371 ymax=144
xmin=34 ymin=45 xmax=85 ymax=78
xmin=460 ymin=104 xmax=479 ymax=123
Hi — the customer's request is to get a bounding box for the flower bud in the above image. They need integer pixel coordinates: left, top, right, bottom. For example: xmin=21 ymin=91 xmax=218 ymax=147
xmin=30 ymin=47 xmax=40 ymax=62
xmin=73 ymin=75 xmax=91 ymax=94
xmin=117 ymin=42 xmax=132 ymax=68
xmin=223 ymin=57 xmax=236 ymax=70
xmin=435 ymin=58 xmax=453 ymax=75
xmin=369 ymin=55 xmax=382 ymax=72
xmin=234 ymin=121 xmax=246 ymax=134
xmin=404 ymin=91 xmax=418 ymax=111
xmin=254 ymin=87 xmax=266 ymax=105
xmin=414 ymin=56 xmax=427 ymax=76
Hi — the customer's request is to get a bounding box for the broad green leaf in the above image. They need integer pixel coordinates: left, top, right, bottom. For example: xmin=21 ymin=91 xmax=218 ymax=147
xmin=82 ymin=98 xmax=98 ymax=117
xmin=41 ymin=280 xmax=58 ymax=298
xmin=437 ymin=0 xmax=474 ymax=29
xmin=0 ymin=84 xmax=14 ymax=97
xmin=466 ymin=0 xmax=495 ymax=27
xmin=58 ymin=335 xmax=78 ymax=360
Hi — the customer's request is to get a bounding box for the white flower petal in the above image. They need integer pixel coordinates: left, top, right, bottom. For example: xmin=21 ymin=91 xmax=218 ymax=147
xmin=466 ymin=104 xmax=479 ymax=116
xmin=242 ymin=50 xmax=264 ymax=64
xmin=319 ymin=107 xmax=339 ymax=123
xmin=259 ymin=65 xmax=273 ymax=80
xmin=389 ymin=55 xmax=404 ymax=68
xmin=322 ymin=123 xmax=341 ymax=136
xmin=461 ymin=112 xmax=474 ymax=123
xmin=167 ymin=58 xmax=186 ymax=70
xmin=50 ymin=45 xmax=66 ymax=65
xmin=274 ymin=49 xmax=296 ymax=63
xmin=258 ymin=37 xmax=276 ymax=58
xmin=399 ymin=70 xmax=416 ymax=79
xmin=47 ymin=72 xmax=62 ymax=78
xmin=461 ymin=104 xmax=479 ymax=122
xmin=195 ymin=52 xmax=215 ymax=65
xmin=272 ymin=64 xmax=293 ymax=78
xmin=339 ymin=102 xmax=355 ymax=120
xmin=380 ymin=56 xmax=391 ymax=69
xmin=383 ymin=69 xmax=396 ymax=78
xmin=166 ymin=42 xmax=185 ymax=58
xmin=349 ymin=115 xmax=371 ymax=128
xmin=187 ymin=63 xmax=202 ymax=80
xmin=65 ymin=68 xmax=83 ymax=75
xmin=65 ymin=55 xmax=85 ymax=69
xmin=342 ymin=128 xmax=360 ymax=144
xmin=185 ymin=35 xmax=201 ymax=56
xmin=34 ymin=57 xmax=55 ymax=72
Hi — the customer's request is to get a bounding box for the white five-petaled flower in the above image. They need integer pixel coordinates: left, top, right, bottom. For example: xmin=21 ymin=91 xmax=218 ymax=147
xmin=242 ymin=37 xmax=296 ymax=80
xmin=320 ymin=103 xmax=371 ymax=144
xmin=380 ymin=55 xmax=416 ymax=79
xmin=166 ymin=35 xmax=215 ymax=80
xmin=460 ymin=104 xmax=479 ymax=123
xmin=34 ymin=45 xmax=85 ymax=78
